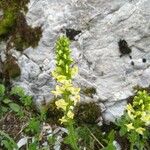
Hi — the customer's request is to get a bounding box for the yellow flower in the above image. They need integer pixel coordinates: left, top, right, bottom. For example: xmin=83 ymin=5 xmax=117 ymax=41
xmin=51 ymin=71 xmax=58 ymax=78
xmin=67 ymin=110 xmax=74 ymax=119
xmin=59 ymin=116 xmax=68 ymax=124
xmin=55 ymin=99 xmax=68 ymax=110
xmin=70 ymin=95 xmax=80 ymax=105
xmin=126 ymin=104 xmax=134 ymax=113
xmin=135 ymin=127 xmax=145 ymax=135
xmin=71 ymin=66 xmax=78 ymax=77
xmin=51 ymin=85 xmax=63 ymax=97
xmin=141 ymin=112 xmax=150 ymax=126
xmin=70 ymin=87 xmax=80 ymax=95
xmin=56 ymin=75 xmax=66 ymax=83
xmin=127 ymin=111 xmax=135 ymax=120
xmin=126 ymin=104 xmax=135 ymax=119
xmin=135 ymin=111 xmax=142 ymax=116
xmin=126 ymin=123 xmax=135 ymax=131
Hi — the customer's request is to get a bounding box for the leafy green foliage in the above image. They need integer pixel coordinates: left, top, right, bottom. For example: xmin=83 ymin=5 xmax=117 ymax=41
xmin=0 ymin=130 xmax=18 ymax=150
xmin=0 ymin=84 xmax=5 ymax=97
xmin=76 ymin=125 xmax=103 ymax=150
xmin=9 ymin=103 xmax=21 ymax=112
xmin=11 ymin=86 xmax=32 ymax=107
xmin=102 ymin=130 xmax=116 ymax=150
xmin=25 ymin=118 xmax=41 ymax=135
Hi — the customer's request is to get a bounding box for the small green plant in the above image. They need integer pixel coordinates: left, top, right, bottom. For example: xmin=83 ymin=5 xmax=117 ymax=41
xmin=25 ymin=118 xmax=41 ymax=135
xmin=51 ymin=36 xmax=80 ymax=150
xmin=102 ymin=130 xmax=116 ymax=150
xmin=116 ymin=90 xmax=150 ymax=150
xmin=0 ymin=130 xmax=18 ymax=150
xmin=11 ymin=86 xmax=32 ymax=107
xmin=0 ymin=84 xmax=22 ymax=116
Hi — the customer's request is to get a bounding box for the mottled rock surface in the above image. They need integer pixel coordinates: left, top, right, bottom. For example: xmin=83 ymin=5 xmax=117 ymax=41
xmin=1 ymin=0 xmax=150 ymax=122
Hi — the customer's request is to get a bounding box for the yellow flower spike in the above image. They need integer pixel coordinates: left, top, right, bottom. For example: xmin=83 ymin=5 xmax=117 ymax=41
xmin=55 ymin=99 xmax=68 ymax=110
xmin=59 ymin=116 xmax=68 ymax=124
xmin=67 ymin=110 xmax=74 ymax=119
xmin=135 ymin=127 xmax=145 ymax=135
xmin=126 ymin=123 xmax=135 ymax=131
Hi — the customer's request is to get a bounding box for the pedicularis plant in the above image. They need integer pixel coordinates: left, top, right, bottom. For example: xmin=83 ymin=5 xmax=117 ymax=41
xmin=117 ymin=90 xmax=150 ymax=150
xmin=51 ymin=36 xmax=80 ymax=150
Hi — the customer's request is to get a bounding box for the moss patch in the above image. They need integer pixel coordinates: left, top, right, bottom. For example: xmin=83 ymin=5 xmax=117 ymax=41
xmin=74 ymin=102 xmax=101 ymax=124
xmin=0 ymin=0 xmax=42 ymax=51
xmin=13 ymin=13 xmax=42 ymax=51
xmin=3 ymin=55 xmax=21 ymax=79
xmin=81 ymin=87 xmax=96 ymax=98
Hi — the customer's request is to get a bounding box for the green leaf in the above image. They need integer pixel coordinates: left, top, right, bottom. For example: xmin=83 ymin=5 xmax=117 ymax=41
xmin=9 ymin=103 xmax=20 ymax=112
xmin=23 ymin=95 xmax=32 ymax=106
xmin=0 ymin=84 xmax=5 ymax=97
xmin=11 ymin=86 xmax=25 ymax=97
xmin=0 ymin=130 xmax=18 ymax=149
xmin=1 ymin=106 xmax=8 ymax=112
xmin=102 ymin=143 xmax=116 ymax=150
xmin=108 ymin=130 xmax=115 ymax=142
xmin=2 ymin=140 xmax=12 ymax=150
xmin=25 ymin=118 xmax=41 ymax=135
xmin=3 ymin=98 xmax=11 ymax=104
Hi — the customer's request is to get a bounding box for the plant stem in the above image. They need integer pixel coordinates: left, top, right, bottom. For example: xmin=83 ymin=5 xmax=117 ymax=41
xmin=67 ymin=123 xmax=80 ymax=150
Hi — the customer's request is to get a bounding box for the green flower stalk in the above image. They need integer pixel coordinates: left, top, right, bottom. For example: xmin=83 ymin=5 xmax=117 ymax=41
xmin=51 ymin=36 xmax=80 ymax=150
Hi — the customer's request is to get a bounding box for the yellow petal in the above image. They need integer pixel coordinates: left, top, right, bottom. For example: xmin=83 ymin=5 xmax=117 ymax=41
xmin=126 ymin=104 xmax=134 ymax=112
xmin=67 ymin=110 xmax=74 ymax=119
xmin=136 ymin=127 xmax=145 ymax=135
xmin=71 ymin=66 xmax=78 ymax=77
xmin=59 ymin=116 xmax=68 ymax=124
xmin=55 ymin=99 xmax=68 ymax=110
xmin=126 ymin=123 xmax=134 ymax=131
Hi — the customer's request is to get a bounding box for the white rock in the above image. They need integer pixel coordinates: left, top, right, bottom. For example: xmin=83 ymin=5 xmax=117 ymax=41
xmin=17 ymin=137 xmax=28 ymax=149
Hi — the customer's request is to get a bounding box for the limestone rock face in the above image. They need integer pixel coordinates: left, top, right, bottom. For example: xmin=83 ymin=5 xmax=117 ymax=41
xmin=1 ymin=0 xmax=150 ymax=122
